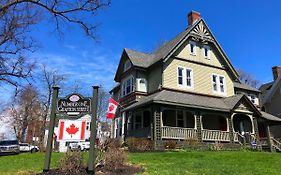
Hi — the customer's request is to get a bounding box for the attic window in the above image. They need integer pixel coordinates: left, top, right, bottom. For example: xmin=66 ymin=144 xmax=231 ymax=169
xmin=189 ymin=41 xmax=196 ymax=55
xmin=124 ymin=60 xmax=131 ymax=72
xmin=203 ymin=45 xmax=210 ymax=59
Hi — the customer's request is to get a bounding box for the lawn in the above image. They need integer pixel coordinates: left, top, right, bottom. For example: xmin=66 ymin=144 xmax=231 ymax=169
xmin=1 ymin=151 xmax=281 ymax=175
xmin=129 ymin=151 xmax=281 ymax=175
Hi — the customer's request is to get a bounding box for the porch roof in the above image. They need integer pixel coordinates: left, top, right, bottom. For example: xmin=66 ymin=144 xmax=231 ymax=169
xmin=124 ymin=90 xmax=230 ymax=112
xmin=260 ymin=111 xmax=281 ymax=122
xmin=124 ymin=90 xmax=281 ymax=122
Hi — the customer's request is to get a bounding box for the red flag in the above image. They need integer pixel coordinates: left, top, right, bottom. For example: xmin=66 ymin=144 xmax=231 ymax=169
xmin=106 ymin=98 xmax=118 ymax=119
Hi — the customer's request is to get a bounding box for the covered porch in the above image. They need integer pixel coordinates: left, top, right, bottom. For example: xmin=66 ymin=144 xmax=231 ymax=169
xmin=121 ymin=90 xmax=281 ymax=150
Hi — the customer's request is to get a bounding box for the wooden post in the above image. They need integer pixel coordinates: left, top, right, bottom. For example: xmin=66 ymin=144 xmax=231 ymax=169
xmin=227 ymin=117 xmax=234 ymax=143
xmin=253 ymin=117 xmax=262 ymax=150
xmin=195 ymin=112 xmax=202 ymax=142
xmin=43 ymin=86 xmax=59 ymax=172
xmin=266 ymin=124 xmax=274 ymax=152
xmin=88 ymin=86 xmax=99 ymax=174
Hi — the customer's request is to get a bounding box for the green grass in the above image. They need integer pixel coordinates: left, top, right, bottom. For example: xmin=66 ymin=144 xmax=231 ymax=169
xmin=1 ymin=151 xmax=281 ymax=175
xmin=129 ymin=150 xmax=281 ymax=175
xmin=0 ymin=152 xmax=63 ymax=174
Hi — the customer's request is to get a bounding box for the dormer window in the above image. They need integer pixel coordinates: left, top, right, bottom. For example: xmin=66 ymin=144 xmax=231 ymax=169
xmin=189 ymin=41 xmax=196 ymax=55
xmin=124 ymin=60 xmax=131 ymax=72
xmin=203 ymin=45 xmax=210 ymax=59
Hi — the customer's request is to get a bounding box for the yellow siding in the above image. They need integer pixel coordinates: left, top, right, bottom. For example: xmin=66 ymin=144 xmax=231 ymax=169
xmin=175 ymin=40 xmax=224 ymax=68
xmin=163 ymin=58 xmax=234 ymax=97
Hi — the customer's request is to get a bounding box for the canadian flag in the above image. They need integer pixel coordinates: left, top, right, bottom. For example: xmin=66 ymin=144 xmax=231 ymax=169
xmin=58 ymin=120 xmax=86 ymax=141
xmin=106 ymin=98 xmax=118 ymax=119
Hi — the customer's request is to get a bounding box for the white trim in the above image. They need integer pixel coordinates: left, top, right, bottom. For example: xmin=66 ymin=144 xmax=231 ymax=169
xmin=189 ymin=41 xmax=197 ymax=56
xmin=203 ymin=45 xmax=210 ymax=59
xmin=121 ymin=75 xmax=135 ymax=97
xmin=177 ymin=66 xmax=194 ymax=90
xmin=211 ymin=73 xmax=227 ymax=96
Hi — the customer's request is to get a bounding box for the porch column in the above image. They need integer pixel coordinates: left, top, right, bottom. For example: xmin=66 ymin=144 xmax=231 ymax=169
xmin=265 ymin=124 xmax=275 ymax=152
xmin=253 ymin=117 xmax=262 ymax=150
xmin=195 ymin=112 xmax=203 ymax=142
xmin=152 ymin=105 xmax=162 ymax=150
xmin=227 ymin=117 xmax=234 ymax=143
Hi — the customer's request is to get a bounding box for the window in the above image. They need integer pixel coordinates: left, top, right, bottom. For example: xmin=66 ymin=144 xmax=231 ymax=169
xmin=212 ymin=74 xmax=226 ymax=94
xmin=124 ymin=60 xmax=131 ymax=72
xmin=177 ymin=67 xmax=193 ymax=88
xmin=248 ymin=94 xmax=256 ymax=104
xmin=121 ymin=76 xmax=134 ymax=97
xmin=189 ymin=41 xmax=196 ymax=55
xmin=178 ymin=67 xmax=183 ymax=85
xmin=203 ymin=45 xmax=210 ymax=59
xmin=212 ymin=75 xmax=218 ymax=91
xmin=186 ymin=69 xmax=192 ymax=86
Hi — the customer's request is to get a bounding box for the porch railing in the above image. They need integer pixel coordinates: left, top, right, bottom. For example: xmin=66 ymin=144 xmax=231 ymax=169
xmin=161 ymin=126 xmax=197 ymax=140
xmin=202 ymin=130 xmax=230 ymax=141
xmin=271 ymin=137 xmax=281 ymax=151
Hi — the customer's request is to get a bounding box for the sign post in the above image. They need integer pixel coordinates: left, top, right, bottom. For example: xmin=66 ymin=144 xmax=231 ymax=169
xmin=43 ymin=86 xmax=59 ymax=172
xmin=88 ymin=86 xmax=99 ymax=174
xmin=43 ymin=86 xmax=99 ymax=174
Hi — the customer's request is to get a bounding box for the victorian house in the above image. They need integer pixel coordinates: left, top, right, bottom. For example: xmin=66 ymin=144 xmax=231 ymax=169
xmin=110 ymin=11 xmax=281 ymax=151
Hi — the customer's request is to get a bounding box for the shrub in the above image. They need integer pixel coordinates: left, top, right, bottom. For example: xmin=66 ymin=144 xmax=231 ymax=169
xmin=59 ymin=151 xmax=84 ymax=173
xmin=184 ymin=139 xmax=199 ymax=149
xmin=164 ymin=140 xmax=177 ymax=149
xmin=126 ymin=137 xmax=153 ymax=152
xmin=104 ymin=146 xmax=127 ymax=171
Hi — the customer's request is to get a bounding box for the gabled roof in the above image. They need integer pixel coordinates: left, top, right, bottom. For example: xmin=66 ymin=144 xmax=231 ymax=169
xmin=233 ymin=82 xmax=260 ymax=93
xmin=261 ymin=75 xmax=281 ymax=105
xmin=124 ymin=48 xmax=156 ymax=68
xmin=259 ymin=81 xmax=273 ymax=94
xmin=115 ymin=18 xmax=240 ymax=81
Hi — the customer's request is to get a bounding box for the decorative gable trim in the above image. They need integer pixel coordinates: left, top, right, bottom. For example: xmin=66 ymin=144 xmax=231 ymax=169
xmin=190 ymin=21 xmax=213 ymax=41
xmin=232 ymin=95 xmax=261 ymax=116
xmin=163 ymin=19 xmax=239 ymax=81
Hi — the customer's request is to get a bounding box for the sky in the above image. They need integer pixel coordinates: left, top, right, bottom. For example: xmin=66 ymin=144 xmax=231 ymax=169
xmin=2 ymin=0 xmax=281 ymax=100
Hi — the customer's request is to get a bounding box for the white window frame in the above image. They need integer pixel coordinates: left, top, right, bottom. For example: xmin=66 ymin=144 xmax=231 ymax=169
xmin=203 ymin=45 xmax=210 ymax=59
xmin=177 ymin=66 xmax=194 ymax=89
xmin=189 ymin=41 xmax=196 ymax=55
xmin=211 ymin=74 xmax=227 ymax=95
xmin=121 ymin=75 xmax=135 ymax=97
xmin=248 ymin=94 xmax=257 ymax=104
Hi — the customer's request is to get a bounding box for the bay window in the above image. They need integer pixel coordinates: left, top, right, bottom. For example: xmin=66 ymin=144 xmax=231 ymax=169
xmin=121 ymin=76 xmax=134 ymax=97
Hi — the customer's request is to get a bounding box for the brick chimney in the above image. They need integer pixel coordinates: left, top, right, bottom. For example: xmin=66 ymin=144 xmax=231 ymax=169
xmin=188 ymin=11 xmax=201 ymax=27
xmin=272 ymin=66 xmax=281 ymax=80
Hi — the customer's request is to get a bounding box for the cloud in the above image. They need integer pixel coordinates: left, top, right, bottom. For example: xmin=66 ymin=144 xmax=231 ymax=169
xmin=34 ymin=48 xmax=119 ymax=93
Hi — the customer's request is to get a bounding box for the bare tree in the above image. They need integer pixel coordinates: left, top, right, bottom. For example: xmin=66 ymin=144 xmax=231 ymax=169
xmin=0 ymin=0 xmax=110 ymax=88
xmin=11 ymin=85 xmax=41 ymax=142
xmin=38 ymin=64 xmax=65 ymax=147
xmin=237 ymin=69 xmax=261 ymax=88
xmin=97 ymin=86 xmax=110 ymax=121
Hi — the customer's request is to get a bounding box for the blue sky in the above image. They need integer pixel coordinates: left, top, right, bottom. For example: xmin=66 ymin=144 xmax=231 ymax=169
xmin=2 ymin=0 xmax=281 ymax=101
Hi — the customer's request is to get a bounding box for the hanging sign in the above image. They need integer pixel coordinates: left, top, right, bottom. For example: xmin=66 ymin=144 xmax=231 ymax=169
xmin=57 ymin=94 xmax=91 ymax=116
xmin=58 ymin=119 xmax=86 ymax=141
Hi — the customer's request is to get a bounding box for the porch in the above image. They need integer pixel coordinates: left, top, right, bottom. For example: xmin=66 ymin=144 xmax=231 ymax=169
xmin=124 ymin=107 xmax=259 ymax=144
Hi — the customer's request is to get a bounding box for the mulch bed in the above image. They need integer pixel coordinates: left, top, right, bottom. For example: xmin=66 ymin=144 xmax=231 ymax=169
xmin=37 ymin=165 xmax=143 ymax=175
